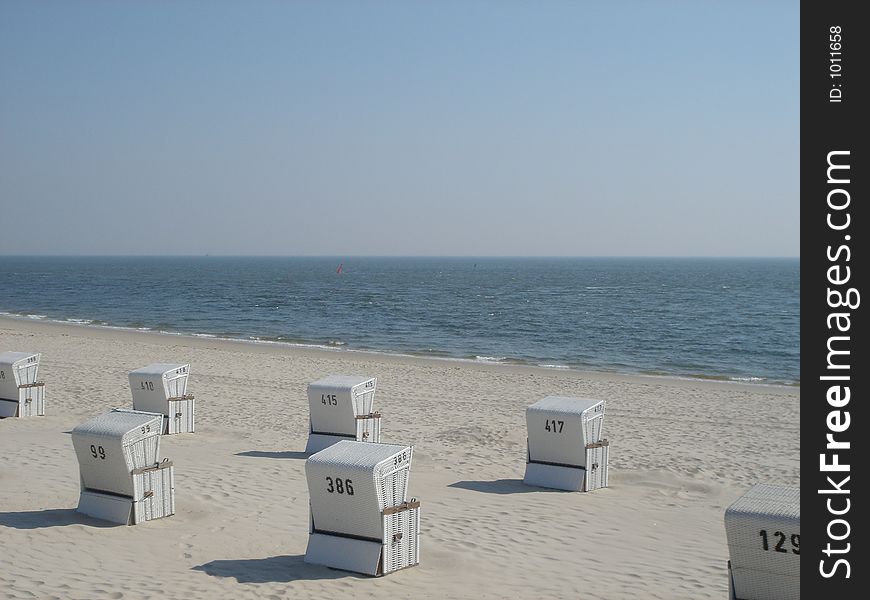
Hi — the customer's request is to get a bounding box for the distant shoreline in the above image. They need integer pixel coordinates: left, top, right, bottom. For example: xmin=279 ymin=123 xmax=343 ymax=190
xmin=0 ymin=256 xmax=800 ymax=386
xmin=0 ymin=314 xmax=799 ymax=391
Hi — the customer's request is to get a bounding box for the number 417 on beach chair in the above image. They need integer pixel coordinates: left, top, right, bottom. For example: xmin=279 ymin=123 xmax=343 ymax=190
xmin=523 ymin=396 xmax=610 ymax=492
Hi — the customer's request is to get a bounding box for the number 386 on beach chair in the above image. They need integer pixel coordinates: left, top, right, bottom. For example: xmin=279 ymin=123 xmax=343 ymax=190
xmin=523 ymin=396 xmax=610 ymax=492
xmin=304 ymin=440 xmax=421 ymax=576
xmin=305 ymin=376 xmax=381 ymax=454
xmin=71 ymin=408 xmax=176 ymax=525
xmin=0 ymin=351 xmax=45 ymax=418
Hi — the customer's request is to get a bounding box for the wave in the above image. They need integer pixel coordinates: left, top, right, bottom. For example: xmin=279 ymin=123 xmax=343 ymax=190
xmin=472 ymin=355 xmax=508 ymax=363
xmin=64 ymin=317 xmax=97 ymax=325
xmin=0 ymin=310 xmax=798 ymax=387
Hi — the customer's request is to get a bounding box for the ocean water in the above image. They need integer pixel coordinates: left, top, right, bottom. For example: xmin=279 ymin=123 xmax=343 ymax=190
xmin=0 ymin=256 xmax=799 ymax=385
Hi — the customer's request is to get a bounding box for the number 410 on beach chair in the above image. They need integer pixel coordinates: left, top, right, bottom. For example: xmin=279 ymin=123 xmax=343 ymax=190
xmin=129 ymin=363 xmax=195 ymax=434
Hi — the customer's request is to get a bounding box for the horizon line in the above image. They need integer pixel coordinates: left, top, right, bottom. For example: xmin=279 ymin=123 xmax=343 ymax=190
xmin=0 ymin=254 xmax=801 ymax=259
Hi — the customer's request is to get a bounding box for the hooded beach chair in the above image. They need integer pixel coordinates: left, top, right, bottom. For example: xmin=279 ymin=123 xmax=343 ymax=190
xmin=72 ymin=408 xmax=176 ymax=525
xmin=523 ymin=396 xmax=609 ymax=492
xmin=724 ymin=484 xmax=800 ymax=600
xmin=129 ymin=363 xmax=195 ymax=434
xmin=305 ymin=375 xmax=380 ymax=453
xmin=304 ymin=440 xmax=420 ymax=575
xmin=0 ymin=351 xmax=45 ymax=417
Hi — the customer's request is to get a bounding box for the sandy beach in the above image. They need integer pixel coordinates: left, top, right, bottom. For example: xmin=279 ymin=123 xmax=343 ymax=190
xmin=0 ymin=316 xmax=799 ymax=600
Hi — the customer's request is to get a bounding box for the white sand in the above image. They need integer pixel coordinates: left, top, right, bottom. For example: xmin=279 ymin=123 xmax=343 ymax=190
xmin=0 ymin=317 xmax=799 ymax=599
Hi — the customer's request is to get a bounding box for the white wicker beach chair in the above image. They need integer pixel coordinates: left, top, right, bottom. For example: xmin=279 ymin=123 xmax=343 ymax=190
xmin=304 ymin=440 xmax=420 ymax=576
xmin=0 ymin=351 xmax=45 ymax=418
xmin=129 ymin=363 xmax=195 ymax=434
xmin=725 ymin=484 xmax=800 ymax=600
xmin=72 ymin=408 xmax=175 ymax=525
xmin=305 ymin=376 xmax=380 ymax=453
xmin=523 ymin=396 xmax=609 ymax=492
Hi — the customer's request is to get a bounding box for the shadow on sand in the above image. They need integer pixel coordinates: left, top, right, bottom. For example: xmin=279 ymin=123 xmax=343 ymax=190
xmin=0 ymin=508 xmax=115 ymax=529
xmin=193 ymin=554 xmax=360 ymax=583
xmin=235 ymin=450 xmax=309 ymax=460
xmin=448 ymin=479 xmax=566 ymax=494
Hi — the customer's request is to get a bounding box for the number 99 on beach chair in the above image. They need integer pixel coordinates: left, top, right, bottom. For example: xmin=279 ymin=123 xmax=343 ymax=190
xmin=0 ymin=351 xmax=45 ymax=418
xmin=305 ymin=376 xmax=380 ymax=454
xmin=128 ymin=363 xmax=195 ymax=434
xmin=304 ymin=440 xmax=421 ymax=576
xmin=523 ymin=396 xmax=609 ymax=492
xmin=724 ymin=484 xmax=800 ymax=600
xmin=71 ymin=408 xmax=176 ymax=525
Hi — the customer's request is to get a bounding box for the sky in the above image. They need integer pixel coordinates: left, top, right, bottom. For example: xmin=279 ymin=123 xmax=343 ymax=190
xmin=0 ymin=1 xmax=799 ymax=257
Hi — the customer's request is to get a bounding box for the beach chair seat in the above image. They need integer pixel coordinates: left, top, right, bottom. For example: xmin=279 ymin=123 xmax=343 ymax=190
xmin=523 ymin=396 xmax=609 ymax=492
xmin=72 ymin=409 xmax=176 ymax=525
xmin=725 ymin=484 xmax=799 ymax=600
xmin=129 ymin=363 xmax=195 ymax=434
xmin=305 ymin=376 xmax=380 ymax=453
xmin=305 ymin=440 xmax=420 ymax=576
xmin=0 ymin=351 xmax=45 ymax=418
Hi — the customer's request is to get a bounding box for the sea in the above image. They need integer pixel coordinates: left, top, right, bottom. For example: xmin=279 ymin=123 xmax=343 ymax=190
xmin=0 ymin=256 xmax=799 ymax=385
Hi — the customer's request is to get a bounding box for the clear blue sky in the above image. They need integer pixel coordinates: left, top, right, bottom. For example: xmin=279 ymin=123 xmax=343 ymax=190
xmin=0 ymin=1 xmax=798 ymax=256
